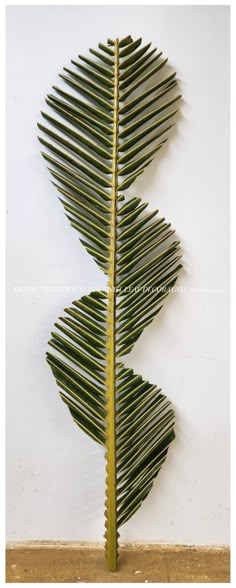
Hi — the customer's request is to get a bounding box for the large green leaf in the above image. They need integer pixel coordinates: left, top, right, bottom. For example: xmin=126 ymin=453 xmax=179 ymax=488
xmin=38 ymin=35 xmax=182 ymax=571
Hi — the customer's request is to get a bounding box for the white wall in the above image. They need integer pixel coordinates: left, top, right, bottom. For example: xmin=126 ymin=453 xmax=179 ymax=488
xmin=6 ymin=5 xmax=230 ymax=545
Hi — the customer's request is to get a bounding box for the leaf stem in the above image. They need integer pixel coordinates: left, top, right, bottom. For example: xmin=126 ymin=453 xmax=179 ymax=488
xmin=105 ymin=37 xmax=119 ymax=572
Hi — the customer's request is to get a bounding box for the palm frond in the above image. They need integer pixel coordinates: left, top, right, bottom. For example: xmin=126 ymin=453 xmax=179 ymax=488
xmin=38 ymin=34 xmax=182 ymax=571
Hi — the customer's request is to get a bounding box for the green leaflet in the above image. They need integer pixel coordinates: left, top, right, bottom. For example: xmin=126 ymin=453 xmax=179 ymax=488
xmin=38 ymin=35 xmax=182 ymax=572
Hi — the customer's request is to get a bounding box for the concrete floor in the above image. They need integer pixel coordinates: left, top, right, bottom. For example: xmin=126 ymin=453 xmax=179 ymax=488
xmin=6 ymin=543 xmax=230 ymax=583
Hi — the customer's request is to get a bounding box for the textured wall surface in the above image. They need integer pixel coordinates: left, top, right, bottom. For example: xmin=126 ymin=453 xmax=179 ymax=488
xmin=6 ymin=5 xmax=230 ymax=544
